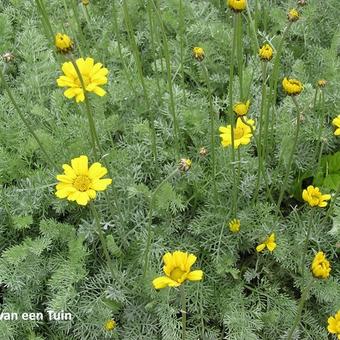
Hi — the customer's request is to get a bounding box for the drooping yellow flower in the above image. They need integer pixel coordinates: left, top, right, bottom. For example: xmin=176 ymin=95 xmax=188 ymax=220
xmin=229 ymin=219 xmax=240 ymax=233
xmin=332 ymin=115 xmax=340 ymax=136
xmin=256 ymin=233 xmax=276 ymax=252
xmin=317 ymin=79 xmax=327 ymax=88
xmin=259 ymin=44 xmax=273 ymax=61
xmin=57 ymin=57 xmax=109 ymax=103
xmin=55 ymin=33 xmax=73 ymax=53
xmin=302 ymin=185 xmax=331 ymax=207
xmin=104 ymin=319 xmax=116 ymax=331
xmin=55 ymin=155 xmax=112 ymax=206
xmin=288 ymin=8 xmax=300 ymax=22
xmin=282 ymin=77 xmax=303 ymax=96
xmin=193 ymin=47 xmax=205 ymax=61
xmin=152 ymin=251 xmax=203 ymax=289
xmin=327 ymin=311 xmax=340 ymax=339
xmin=219 ymin=117 xmax=255 ymax=149
xmin=311 ymin=251 xmax=331 ymax=279
xmin=227 ymin=0 xmax=247 ymax=12
xmin=233 ymin=100 xmax=250 ymax=116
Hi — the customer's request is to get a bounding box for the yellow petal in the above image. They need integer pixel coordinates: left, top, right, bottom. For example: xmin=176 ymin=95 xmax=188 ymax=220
xmin=256 ymin=243 xmax=266 ymax=252
xmin=267 ymin=242 xmax=276 ymax=252
xmin=186 ymin=270 xmax=203 ymax=281
xmin=92 ymin=86 xmax=106 ymax=97
xmin=152 ymin=276 xmax=179 ymax=289
xmin=86 ymin=189 xmax=96 ymax=199
xmin=88 ymin=163 xmax=108 ymax=179
xmin=76 ymin=192 xmax=90 ymax=205
xmin=71 ymin=155 xmax=88 ymax=175
xmin=90 ymin=178 xmax=112 ymax=191
xmin=62 ymin=164 xmax=77 ymax=179
xmin=56 ymin=174 xmax=74 ymax=183
xmin=62 ymin=62 xmax=76 ymax=78
xmin=185 ymin=254 xmax=197 ymax=271
xmin=55 ymin=186 xmax=76 ymax=198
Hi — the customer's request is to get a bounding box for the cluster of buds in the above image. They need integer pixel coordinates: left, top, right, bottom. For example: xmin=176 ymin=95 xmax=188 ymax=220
xmin=179 ymin=158 xmax=192 ymax=172
xmin=288 ymin=8 xmax=300 ymax=22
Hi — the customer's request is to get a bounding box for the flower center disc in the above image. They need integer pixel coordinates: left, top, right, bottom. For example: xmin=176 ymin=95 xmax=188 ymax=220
xmin=234 ymin=127 xmax=244 ymax=139
xmin=73 ymin=175 xmax=91 ymax=192
xmin=170 ymin=267 xmax=186 ymax=282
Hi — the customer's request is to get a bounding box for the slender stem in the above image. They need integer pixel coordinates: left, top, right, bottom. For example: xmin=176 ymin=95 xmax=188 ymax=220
xmin=69 ymin=0 xmax=88 ymax=52
xmin=142 ymin=168 xmax=179 ymax=278
xmin=286 ymin=278 xmax=314 ymax=340
xmin=254 ymin=62 xmax=267 ymax=203
xmin=122 ymin=0 xmax=158 ymax=162
xmin=179 ymin=0 xmax=186 ymax=102
xmin=236 ymin=13 xmax=243 ymax=99
xmin=202 ymin=64 xmax=217 ymax=204
xmin=277 ymin=96 xmax=301 ymax=209
xmin=0 ymin=68 xmax=57 ymax=170
xmin=315 ymin=90 xmax=325 ymax=174
xmin=34 ymin=0 xmax=55 ymax=44
xmin=229 ymin=14 xmax=238 ymax=218
xmin=180 ymin=285 xmax=187 ymax=340
xmin=90 ymin=203 xmax=116 ymax=281
xmin=151 ymin=0 xmax=181 ymax=157
xmin=300 ymin=216 xmax=313 ymax=276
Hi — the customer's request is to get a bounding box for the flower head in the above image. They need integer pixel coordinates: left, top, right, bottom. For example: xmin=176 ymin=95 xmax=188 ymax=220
xmin=317 ymin=79 xmax=327 ymax=88
xmin=327 ymin=311 xmax=340 ymax=339
xmin=282 ymin=77 xmax=303 ymax=96
xmin=104 ymin=319 xmax=116 ymax=331
xmin=2 ymin=52 xmax=14 ymax=63
xmin=259 ymin=44 xmax=273 ymax=61
xmin=55 ymin=33 xmax=73 ymax=54
xmin=233 ymin=100 xmax=250 ymax=116
xmin=311 ymin=251 xmax=331 ymax=279
xmin=332 ymin=115 xmax=340 ymax=136
xmin=288 ymin=8 xmax=300 ymax=22
xmin=179 ymin=158 xmax=192 ymax=172
xmin=256 ymin=233 xmax=276 ymax=252
xmin=55 ymin=155 xmax=112 ymax=206
xmin=199 ymin=147 xmax=208 ymax=157
xmin=302 ymin=185 xmax=331 ymax=207
xmin=57 ymin=57 xmax=109 ymax=103
xmin=82 ymin=0 xmax=89 ymax=5
xmin=219 ymin=117 xmax=255 ymax=149
xmin=229 ymin=219 xmax=240 ymax=233
xmin=227 ymin=0 xmax=247 ymax=12
xmin=193 ymin=47 xmax=205 ymax=61
xmin=152 ymin=251 xmax=203 ymax=289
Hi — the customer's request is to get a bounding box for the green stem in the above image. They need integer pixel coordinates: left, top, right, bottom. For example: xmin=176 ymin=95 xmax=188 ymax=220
xmin=277 ymin=96 xmax=301 ymax=209
xmin=142 ymin=168 xmax=179 ymax=279
xmin=315 ymin=90 xmax=325 ymax=174
xmin=179 ymin=0 xmax=186 ymax=102
xmin=151 ymin=0 xmax=181 ymax=157
xmin=300 ymin=215 xmax=313 ymax=276
xmin=254 ymin=62 xmax=267 ymax=203
xmin=90 ymin=203 xmax=116 ymax=281
xmin=180 ymin=285 xmax=187 ymax=340
xmin=0 ymin=68 xmax=57 ymax=170
xmin=122 ymin=0 xmax=158 ymax=162
xmin=34 ymin=0 xmax=55 ymax=44
xmin=202 ymin=64 xmax=217 ymax=204
xmin=236 ymin=13 xmax=243 ymax=99
xmin=69 ymin=0 xmax=88 ymax=52
xmin=286 ymin=278 xmax=314 ymax=340
xmin=229 ymin=14 xmax=238 ymax=218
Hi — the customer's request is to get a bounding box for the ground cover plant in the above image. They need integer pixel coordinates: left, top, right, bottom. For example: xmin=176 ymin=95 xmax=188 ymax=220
xmin=0 ymin=0 xmax=340 ymax=339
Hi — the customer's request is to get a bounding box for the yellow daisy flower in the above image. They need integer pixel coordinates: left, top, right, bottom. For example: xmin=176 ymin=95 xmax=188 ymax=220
xmin=55 ymin=155 xmax=112 ymax=206
xmin=227 ymin=0 xmax=247 ymax=12
xmin=327 ymin=310 xmax=340 ymax=339
xmin=219 ymin=117 xmax=255 ymax=149
xmin=233 ymin=100 xmax=250 ymax=116
xmin=229 ymin=219 xmax=240 ymax=233
xmin=57 ymin=57 xmax=109 ymax=103
xmin=256 ymin=233 xmax=276 ymax=252
xmin=302 ymin=185 xmax=331 ymax=207
xmin=288 ymin=8 xmax=300 ymax=22
xmin=192 ymin=47 xmax=205 ymax=61
xmin=55 ymin=33 xmax=73 ymax=53
xmin=332 ymin=115 xmax=340 ymax=136
xmin=282 ymin=77 xmax=303 ymax=96
xmin=311 ymin=251 xmax=331 ymax=279
xmin=104 ymin=319 xmax=116 ymax=331
xmin=152 ymin=251 xmax=203 ymax=289
xmin=259 ymin=44 xmax=273 ymax=61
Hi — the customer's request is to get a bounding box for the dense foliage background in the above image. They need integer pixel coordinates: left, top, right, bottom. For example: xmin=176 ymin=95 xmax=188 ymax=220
xmin=0 ymin=0 xmax=339 ymax=339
